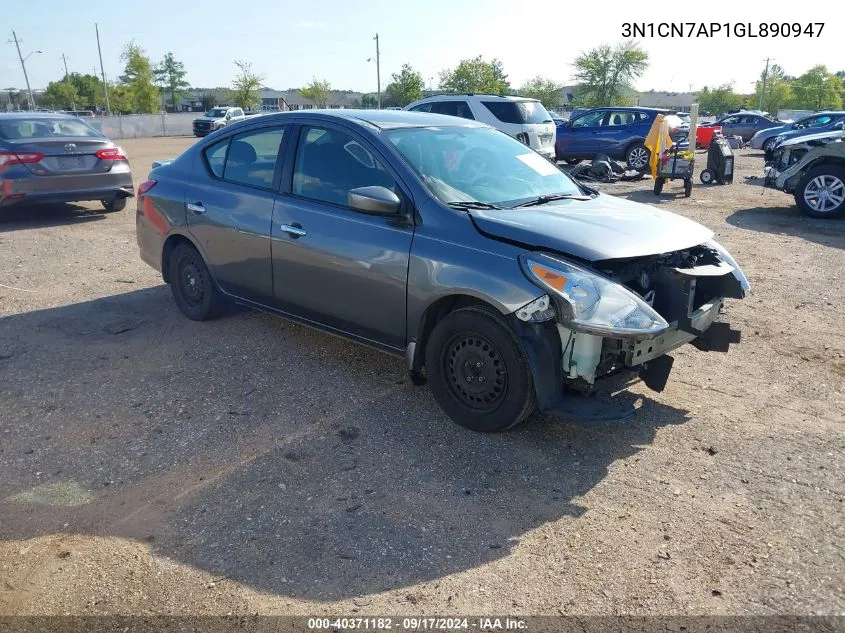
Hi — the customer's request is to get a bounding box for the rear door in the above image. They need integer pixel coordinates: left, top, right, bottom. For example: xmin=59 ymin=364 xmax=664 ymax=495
xmin=563 ymin=110 xmax=609 ymax=157
xmin=184 ymin=123 xmax=288 ymax=301
xmin=269 ymin=123 xmax=414 ymax=350
xmin=431 ymin=101 xmax=475 ymax=120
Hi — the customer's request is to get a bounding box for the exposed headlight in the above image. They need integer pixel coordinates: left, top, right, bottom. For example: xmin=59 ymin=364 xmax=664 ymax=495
xmin=705 ymin=239 xmax=750 ymax=294
xmin=519 ymin=253 xmax=669 ymax=339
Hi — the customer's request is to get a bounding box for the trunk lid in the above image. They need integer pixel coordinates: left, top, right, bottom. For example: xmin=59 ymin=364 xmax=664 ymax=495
xmin=5 ymin=137 xmax=116 ymax=176
xmin=468 ymin=194 xmax=713 ymax=261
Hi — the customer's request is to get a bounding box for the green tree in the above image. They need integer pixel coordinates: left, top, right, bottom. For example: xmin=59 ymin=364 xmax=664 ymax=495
xmin=519 ymin=76 xmax=563 ymax=110
xmin=361 ymin=93 xmax=378 ymax=109
xmin=154 ymin=52 xmax=190 ymax=110
xmin=755 ymin=64 xmax=793 ymax=114
xmin=231 ymin=60 xmax=264 ymax=110
xmin=697 ymin=84 xmax=744 ymax=115
xmin=438 ymin=56 xmax=510 ymax=95
xmin=65 ymin=73 xmax=104 ymax=109
xmin=119 ymin=42 xmax=158 ymax=113
xmin=108 ymin=84 xmax=134 ymax=115
xmin=43 ymin=80 xmax=79 ymax=110
xmin=300 ymin=78 xmax=331 ymax=108
xmin=789 ymin=65 xmax=843 ymax=110
xmin=384 ymin=64 xmax=423 ymax=107
xmin=573 ymin=41 xmax=648 ymax=106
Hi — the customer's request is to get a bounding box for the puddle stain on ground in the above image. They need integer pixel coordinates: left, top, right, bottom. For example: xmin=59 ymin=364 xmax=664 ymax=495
xmin=8 ymin=481 xmax=93 ymax=507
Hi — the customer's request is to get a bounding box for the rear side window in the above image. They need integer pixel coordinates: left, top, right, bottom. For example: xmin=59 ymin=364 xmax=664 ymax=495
xmin=203 ymin=126 xmax=286 ymax=188
xmin=433 ymin=101 xmax=475 ymax=120
xmin=409 ymin=103 xmax=433 ymax=113
xmin=481 ymin=101 xmax=551 ymax=124
xmin=204 ymin=138 xmax=229 ymax=177
xmin=223 ymin=127 xmax=286 ymax=188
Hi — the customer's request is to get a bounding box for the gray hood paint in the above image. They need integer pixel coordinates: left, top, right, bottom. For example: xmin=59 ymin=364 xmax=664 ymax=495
xmin=468 ymin=193 xmax=714 ymax=261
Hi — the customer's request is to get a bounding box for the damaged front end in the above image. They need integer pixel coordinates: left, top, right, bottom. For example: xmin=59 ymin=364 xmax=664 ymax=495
xmin=516 ymin=240 xmax=748 ymax=403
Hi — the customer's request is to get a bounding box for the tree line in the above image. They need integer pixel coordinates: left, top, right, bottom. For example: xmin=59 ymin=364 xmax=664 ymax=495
xmin=21 ymin=39 xmax=844 ymax=116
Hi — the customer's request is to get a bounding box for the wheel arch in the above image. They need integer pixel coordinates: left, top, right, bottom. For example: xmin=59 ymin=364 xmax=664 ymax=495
xmin=161 ymin=231 xmax=206 ymax=284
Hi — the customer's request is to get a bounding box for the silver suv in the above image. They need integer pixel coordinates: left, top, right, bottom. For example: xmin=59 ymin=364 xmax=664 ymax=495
xmin=405 ymin=94 xmax=556 ymax=161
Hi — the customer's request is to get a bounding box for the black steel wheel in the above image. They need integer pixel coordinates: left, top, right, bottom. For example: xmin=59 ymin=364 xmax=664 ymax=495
xmin=700 ymin=169 xmax=715 ymax=185
xmin=684 ymin=178 xmax=692 ymax=197
xmin=653 ymin=177 xmax=665 ymax=195
xmin=425 ymin=306 xmax=536 ymax=432
xmin=168 ymin=243 xmax=227 ymax=321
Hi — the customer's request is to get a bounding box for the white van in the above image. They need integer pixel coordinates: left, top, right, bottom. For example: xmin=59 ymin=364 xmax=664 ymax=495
xmin=404 ymin=94 xmax=556 ymax=161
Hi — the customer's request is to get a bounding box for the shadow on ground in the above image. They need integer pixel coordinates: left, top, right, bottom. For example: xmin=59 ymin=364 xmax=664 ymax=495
xmin=0 ymin=203 xmax=107 ymax=232
xmin=727 ymin=201 xmax=844 ymax=250
xmin=0 ymin=288 xmax=690 ymax=600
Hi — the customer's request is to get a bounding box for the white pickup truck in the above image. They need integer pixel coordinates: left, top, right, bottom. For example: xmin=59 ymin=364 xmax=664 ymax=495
xmin=192 ymin=106 xmax=246 ymax=137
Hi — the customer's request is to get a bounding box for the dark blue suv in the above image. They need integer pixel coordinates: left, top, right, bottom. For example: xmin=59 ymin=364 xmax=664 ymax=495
xmin=556 ymin=107 xmax=680 ymax=170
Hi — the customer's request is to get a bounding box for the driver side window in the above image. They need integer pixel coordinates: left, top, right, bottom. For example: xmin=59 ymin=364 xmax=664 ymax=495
xmin=721 ymin=116 xmax=740 ymax=125
xmin=292 ymin=126 xmax=397 ymax=208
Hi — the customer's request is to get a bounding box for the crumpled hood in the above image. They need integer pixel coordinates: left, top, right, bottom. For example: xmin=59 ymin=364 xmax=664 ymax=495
xmin=468 ymin=193 xmax=713 ymax=261
xmin=779 ymin=130 xmax=845 ymax=148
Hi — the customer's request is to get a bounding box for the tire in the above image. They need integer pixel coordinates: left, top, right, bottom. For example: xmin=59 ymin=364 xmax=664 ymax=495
xmin=700 ymin=169 xmax=715 ymax=185
xmin=102 ymin=197 xmax=127 ymax=212
xmin=626 ymin=142 xmax=650 ymax=171
xmin=168 ymin=243 xmax=228 ymax=321
xmin=424 ymin=306 xmax=536 ymax=432
xmin=794 ymin=165 xmax=845 ymax=218
xmin=763 ymin=137 xmax=777 ymax=152
xmin=653 ymin=177 xmax=664 ymax=195
xmin=684 ymin=179 xmax=692 ymax=197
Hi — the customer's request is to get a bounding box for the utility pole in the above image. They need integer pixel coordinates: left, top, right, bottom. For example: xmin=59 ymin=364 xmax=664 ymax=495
xmin=62 ymin=53 xmax=70 ymax=80
xmin=759 ymin=57 xmax=771 ymax=111
xmin=95 ymin=23 xmax=110 ymax=114
xmin=10 ymin=31 xmax=36 ymax=111
xmin=374 ymin=34 xmax=381 ymax=110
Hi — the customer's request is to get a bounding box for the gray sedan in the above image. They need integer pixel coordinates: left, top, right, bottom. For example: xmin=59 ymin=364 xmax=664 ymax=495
xmin=137 ymin=110 xmax=748 ymax=432
xmin=0 ymin=112 xmax=134 ymax=211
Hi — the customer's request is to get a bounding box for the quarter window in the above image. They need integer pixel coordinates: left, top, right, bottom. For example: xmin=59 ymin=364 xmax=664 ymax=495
xmin=203 ymin=126 xmax=286 ymax=188
xmin=204 ymin=138 xmax=229 ymax=178
xmin=292 ymin=126 xmax=397 ymax=208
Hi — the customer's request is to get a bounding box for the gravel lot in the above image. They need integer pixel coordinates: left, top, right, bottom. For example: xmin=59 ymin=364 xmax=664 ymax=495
xmin=0 ymin=136 xmax=842 ymax=616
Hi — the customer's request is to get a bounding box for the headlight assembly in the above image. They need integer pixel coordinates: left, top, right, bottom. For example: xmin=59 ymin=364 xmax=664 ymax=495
xmin=519 ymin=253 xmax=669 ymax=339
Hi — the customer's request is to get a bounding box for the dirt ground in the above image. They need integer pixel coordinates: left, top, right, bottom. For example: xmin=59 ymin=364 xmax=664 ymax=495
xmin=0 ymin=135 xmax=842 ymax=617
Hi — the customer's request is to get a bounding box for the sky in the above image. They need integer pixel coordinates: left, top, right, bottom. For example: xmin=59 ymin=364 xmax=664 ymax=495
xmin=1 ymin=0 xmax=841 ymax=95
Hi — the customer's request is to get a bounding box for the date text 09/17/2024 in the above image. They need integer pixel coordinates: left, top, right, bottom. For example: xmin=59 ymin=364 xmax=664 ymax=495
xmin=622 ymin=22 xmax=825 ymax=38
xmin=307 ymin=617 xmax=528 ymax=630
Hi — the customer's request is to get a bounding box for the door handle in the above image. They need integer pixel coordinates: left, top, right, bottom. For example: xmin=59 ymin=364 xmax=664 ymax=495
xmin=186 ymin=201 xmax=206 ymax=215
xmin=280 ymin=223 xmax=306 ymax=238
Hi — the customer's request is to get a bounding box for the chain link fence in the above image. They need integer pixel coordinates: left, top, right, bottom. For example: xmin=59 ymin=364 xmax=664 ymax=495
xmin=87 ymin=113 xmax=197 ymax=139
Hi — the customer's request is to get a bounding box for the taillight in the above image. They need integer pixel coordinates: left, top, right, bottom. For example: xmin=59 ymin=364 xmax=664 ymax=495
xmin=137 ymin=179 xmax=157 ymax=197
xmin=96 ymin=147 xmax=127 ymax=160
xmin=0 ymin=151 xmax=43 ymax=166
xmin=516 ymin=132 xmax=529 ymax=145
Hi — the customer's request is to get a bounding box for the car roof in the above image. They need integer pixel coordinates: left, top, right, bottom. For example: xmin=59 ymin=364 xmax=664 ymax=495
xmin=575 ymin=106 xmax=671 ymax=113
xmin=243 ymin=109 xmax=489 ymax=131
xmin=411 ymin=94 xmax=539 ymax=103
xmin=0 ymin=111 xmax=79 ymax=120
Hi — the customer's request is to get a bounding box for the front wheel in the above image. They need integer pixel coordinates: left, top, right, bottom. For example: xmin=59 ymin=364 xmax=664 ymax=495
xmin=168 ymin=243 xmax=228 ymax=321
xmin=684 ymin=179 xmax=692 ymax=197
xmin=763 ymin=137 xmax=777 ymax=152
xmin=653 ymin=177 xmax=665 ymax=195
xmin=626 ymin=142 xmax=650 ymax=171
xmin=794 ymin=165 xmax=845 ymax=218
xmin=425 ymin=306 xmax=536 ymax=432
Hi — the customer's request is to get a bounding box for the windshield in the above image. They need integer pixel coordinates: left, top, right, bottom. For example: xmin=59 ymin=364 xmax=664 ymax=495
xmin=481 ymin=100 xmax=552 ymax=125
xmin=0 ymin=117 xmax=102 ymax=140
xmin=385 ymin=126 xmax=582 ymax=207
xmin=206 ymin=108 xmax=228 ymax=118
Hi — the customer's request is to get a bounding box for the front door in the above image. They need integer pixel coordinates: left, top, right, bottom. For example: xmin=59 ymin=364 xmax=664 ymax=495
xmin=270 ymin=124 xmax=414 ymax=350
xmin=185 ymin=124 xmax=288 ymax=300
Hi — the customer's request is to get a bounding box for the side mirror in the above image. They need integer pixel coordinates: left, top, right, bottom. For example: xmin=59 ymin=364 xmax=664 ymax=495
xmin=348 ymin=186 xmax=401 ymax=215
xmin=833 ymin=120 xmax=844 ymax=130
xmin=225 ymin=113 xmax=231 ymax=120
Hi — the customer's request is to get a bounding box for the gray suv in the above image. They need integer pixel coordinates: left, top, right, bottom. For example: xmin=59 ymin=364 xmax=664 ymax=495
xmin=137 ymin=110 xmax=748 ymax=432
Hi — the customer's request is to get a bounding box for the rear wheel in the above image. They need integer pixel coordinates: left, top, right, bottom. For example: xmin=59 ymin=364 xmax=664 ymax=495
xmin=653 ymin=177 xmax=665 ymax=195
xmin=626 ymin=142 xmax=650 ymax=171
xmin=794 ymin=165 xmax=845 ymax=218
xmin=425 ymin=306 xmax=536 ymax=432
xmin=700 ymin=169 xmax=715 ymax=185
xmin=168 ymin=243 xmax=228 ymax=321
xmin=102 ymin=197 xmax=127 ymax=212
xmin=684 ymin=178 xmax=692 ymax=197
